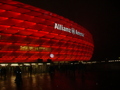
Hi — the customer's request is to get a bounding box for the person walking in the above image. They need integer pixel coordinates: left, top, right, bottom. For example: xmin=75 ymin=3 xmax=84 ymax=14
xmin=14 ymin=66 xmax=22 ymax=83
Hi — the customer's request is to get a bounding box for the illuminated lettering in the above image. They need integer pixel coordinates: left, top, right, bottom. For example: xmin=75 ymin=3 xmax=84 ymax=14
xmin=54 ymin=23 xmax=61 ymax=30
xmin=54 ymin=23 xmax=84 ymax=37
xmin=76 ymin=30 xmax=84 ymax=37
xmin=54 ymin=23 xmax=71 ymax=33
xmin=71 ymin=28 xmax=76 ymax=34
xmin=35 ymin=47 xmax=39 ymax=51
xmin=20 ymin=46 xmax=28 ymax=51
xmin=20 ymin=46 xmax=51 ymax=52
xmin=29 ymin=46 xmax=34 ymax=50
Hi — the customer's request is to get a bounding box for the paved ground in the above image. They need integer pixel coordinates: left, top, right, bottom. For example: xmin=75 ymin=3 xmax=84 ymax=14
xmin=0 ymin=70 xmax=120 ymax=90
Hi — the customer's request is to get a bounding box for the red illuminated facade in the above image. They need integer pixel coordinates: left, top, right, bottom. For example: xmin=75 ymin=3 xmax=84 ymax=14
xmin=0 ymin=0 xmax=94 ymax=63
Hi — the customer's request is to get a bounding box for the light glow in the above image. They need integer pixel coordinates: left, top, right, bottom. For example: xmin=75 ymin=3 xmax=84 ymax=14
xmin=50 ymin=54 xmax=54 ymax=58
xmin=11 ymin=63 xmax=19 ymax=66
xmin=0 ymin=0 xmax=94 ymax=63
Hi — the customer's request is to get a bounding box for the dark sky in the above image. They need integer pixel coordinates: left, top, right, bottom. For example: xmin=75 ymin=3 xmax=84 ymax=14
xmin=16 ymin=0 xmax=120 ymax=61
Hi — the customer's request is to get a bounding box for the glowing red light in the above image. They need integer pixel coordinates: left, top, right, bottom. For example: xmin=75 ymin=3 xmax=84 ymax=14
xmin=0 ymin=0 xmax=94 ymax=63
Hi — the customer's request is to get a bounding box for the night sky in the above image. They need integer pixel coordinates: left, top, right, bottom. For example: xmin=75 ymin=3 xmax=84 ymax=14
xmin=16 ymin=0 xmax=120 ymax=61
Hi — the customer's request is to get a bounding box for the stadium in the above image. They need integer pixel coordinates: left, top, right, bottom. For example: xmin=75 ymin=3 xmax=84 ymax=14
xmin=0 ymin=0 xmax=94 ymax=64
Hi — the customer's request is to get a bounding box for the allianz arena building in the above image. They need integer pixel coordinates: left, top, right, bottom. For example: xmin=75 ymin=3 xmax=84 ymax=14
xmin=0 ymin=0 xmax=94 ymax=65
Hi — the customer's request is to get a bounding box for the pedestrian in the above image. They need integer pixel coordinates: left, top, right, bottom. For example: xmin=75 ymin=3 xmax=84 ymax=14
xmin=14 ymin=66 xmax=22 ymax=83
xmin=28 ymin=66 xmax=32 ymax=76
